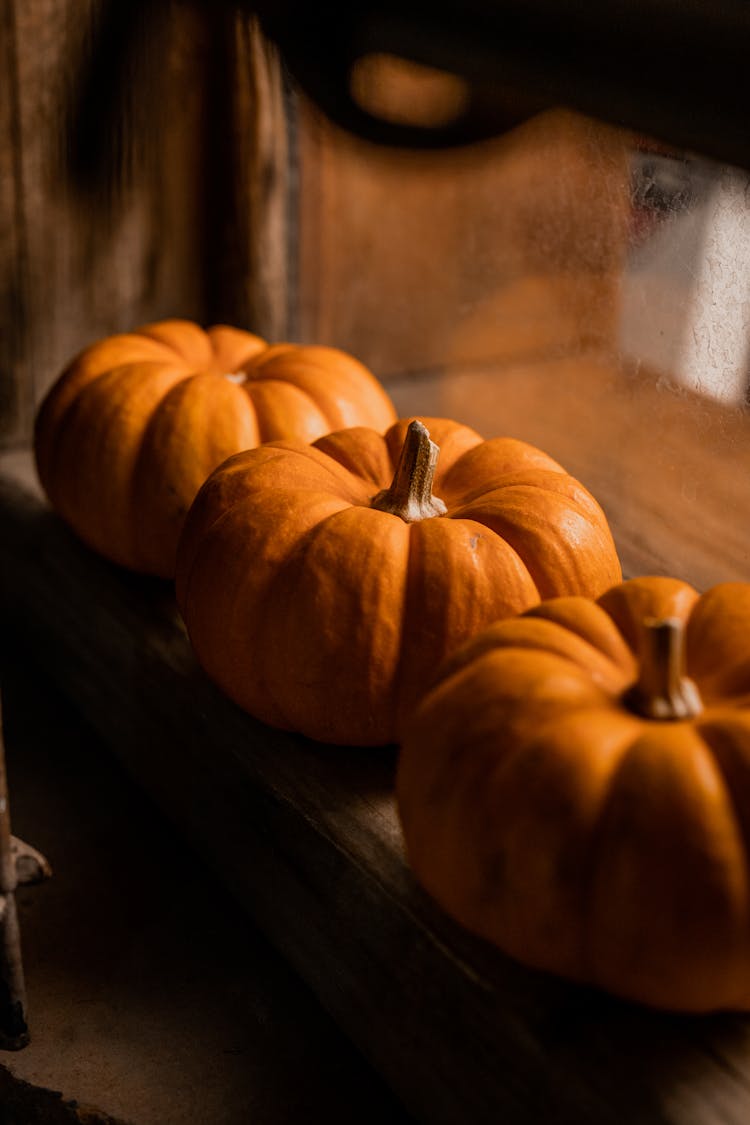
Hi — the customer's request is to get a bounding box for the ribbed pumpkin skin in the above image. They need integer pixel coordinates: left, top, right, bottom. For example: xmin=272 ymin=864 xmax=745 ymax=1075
xmin=175 ymin=416 xmax=621 ymax=746
xmin=34 ymin=319 xmax=397 ymax=577
xmin=398 ymin=577 xmax=750 ymax=1012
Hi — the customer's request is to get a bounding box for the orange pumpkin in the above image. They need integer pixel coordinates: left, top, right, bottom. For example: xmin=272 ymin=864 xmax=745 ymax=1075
xmin=34 ymin=318 xmax=397 ymax=577
xmin=398 ymin=575 xmax=750 ymax=1012
xmin=176 ymin=416 xmax=621 ymax=745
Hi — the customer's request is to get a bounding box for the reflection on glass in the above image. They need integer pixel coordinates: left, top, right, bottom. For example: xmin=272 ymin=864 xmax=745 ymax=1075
xmin=295 ymin=102 xmax=750 ymax=589
xmin=621 ymin=147 xmax=750 ymax=405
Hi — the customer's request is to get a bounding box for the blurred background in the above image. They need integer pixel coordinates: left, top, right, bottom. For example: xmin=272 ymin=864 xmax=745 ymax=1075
xmin=1 ymin=0 xmax=749 ymax=577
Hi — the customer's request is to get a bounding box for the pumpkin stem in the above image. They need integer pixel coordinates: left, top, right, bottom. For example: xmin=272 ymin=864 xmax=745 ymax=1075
xmin=371 ymin=420 xmax=448 ymax=523
xmin=624 ymin=617 xmax=703 ymax=720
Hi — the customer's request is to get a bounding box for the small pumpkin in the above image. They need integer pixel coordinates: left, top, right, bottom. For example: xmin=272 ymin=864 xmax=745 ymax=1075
xmin=34 ymin=318 xmax=397 ymax=577
xmin=398 ymin=575 xmax=750 ymax=1012
xmin=176 ymin=416 xmax=621 ymax=745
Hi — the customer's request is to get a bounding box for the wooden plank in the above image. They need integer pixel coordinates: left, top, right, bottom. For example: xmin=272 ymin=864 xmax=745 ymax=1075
xmin=0 ymin=7 xmax=298 ymax=450
xmin=195 ymin=11 xmax=293 ymax=338
xmin=0 ymin=650 xmax=414 ymax=1125
xmin=222 ymin=16 xmax=293 ymax=341
xmin=0 ymin=0 xmax=30 ymax=445
xmin=0 ymin=1 xmax=216 ymax=448
xmin=4 ymin=345 xmax=750 ymax=1122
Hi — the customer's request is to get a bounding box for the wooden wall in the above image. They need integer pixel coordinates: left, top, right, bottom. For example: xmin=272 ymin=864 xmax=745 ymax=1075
xmin=0 ymin=1 xmax=208 ymax=445
xmin=0 ymin=4 xmax=294 ymax=448
xmin=0 ymin=8 xmax=630 ymax=449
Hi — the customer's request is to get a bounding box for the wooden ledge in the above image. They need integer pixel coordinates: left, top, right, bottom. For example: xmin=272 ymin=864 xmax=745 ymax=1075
xmin=2 ymin=449 xmax=750 ymax=1125
xmin=390 ymin=354 xmax=750 ymax=591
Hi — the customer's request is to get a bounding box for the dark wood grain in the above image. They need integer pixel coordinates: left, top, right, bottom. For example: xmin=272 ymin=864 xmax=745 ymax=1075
xmin=0 ymin=0 xmax=207 ymax=442
xmin=2 ymin=10 xmax=628 ymax=451
xmin=0 ymin=7 xmax=301 ymax=452
xmin=0 ymin=0 xmax=32 ymax=445
xmin=3 ymin=430 xmax=750 ymax=1124
xmin=0 ymin=644 xmax=415 ymax=1124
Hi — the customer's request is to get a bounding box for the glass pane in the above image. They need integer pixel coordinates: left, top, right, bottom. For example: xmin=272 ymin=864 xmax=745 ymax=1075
xmin=295 ymin=96 xmax=750 ymax=588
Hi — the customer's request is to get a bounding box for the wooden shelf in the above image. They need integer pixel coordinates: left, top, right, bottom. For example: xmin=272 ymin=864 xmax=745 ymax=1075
xmin=3 ymin=352 xmax=750 ymax=1125
xmin=0 ymin=645 xmax=414 ymax=1125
